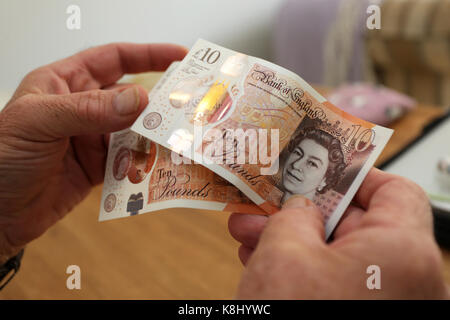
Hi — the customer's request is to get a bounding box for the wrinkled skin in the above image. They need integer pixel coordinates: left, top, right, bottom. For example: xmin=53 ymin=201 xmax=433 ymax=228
xmin=229 ymin=168 xmax=450 ymax=299
xmin=0 ymin=43 xmax=187 ymax=263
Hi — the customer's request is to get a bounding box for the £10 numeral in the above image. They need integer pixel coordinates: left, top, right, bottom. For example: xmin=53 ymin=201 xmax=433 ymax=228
xmin=197 ymin=48 xmax=221 ymax=64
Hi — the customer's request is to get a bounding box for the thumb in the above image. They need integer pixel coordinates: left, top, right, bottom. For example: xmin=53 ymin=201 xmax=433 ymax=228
xmin=16 ymin=85 xmax=148 ymax=140
xmin=257 ymin=196 xmax=326 ymax=249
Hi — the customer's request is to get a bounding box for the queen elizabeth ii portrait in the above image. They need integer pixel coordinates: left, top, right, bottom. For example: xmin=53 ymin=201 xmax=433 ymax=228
xmin=279 ymin=127 xmax=346 ymax=204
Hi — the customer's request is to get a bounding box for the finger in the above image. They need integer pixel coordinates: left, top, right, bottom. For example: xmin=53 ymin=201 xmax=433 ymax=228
xmin=332 ymin=205 xmax=364 ymax=239
xmin=354 ymin=168 xmax=397 ymax=209
xmin=228 ymin=213 xmax=268 ymax=249
xmin=13 ymin=85 xmax=148 ymax=140
xmin=52 ymin=43 xmax=188 ymax=92
xmin=238 ymin=245 xmax=254 ymax=266
xmin=20 ymin=43 xmax=187 ymax=95
xmin=356 ymin=168 xmax=432 ymax=230
xmin=257 ymin=196 xmax=326 ymax=250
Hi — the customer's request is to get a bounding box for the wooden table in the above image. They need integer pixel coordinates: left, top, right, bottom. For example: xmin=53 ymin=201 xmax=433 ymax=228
xmin=1 ymin=77 xmax=449 ymax=299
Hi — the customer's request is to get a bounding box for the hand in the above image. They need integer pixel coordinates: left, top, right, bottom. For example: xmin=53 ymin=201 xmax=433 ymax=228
xmin=0 ymin=43 xmax=187 ymax=263
xmin=229 ymin=168 xmax=449 ymax=299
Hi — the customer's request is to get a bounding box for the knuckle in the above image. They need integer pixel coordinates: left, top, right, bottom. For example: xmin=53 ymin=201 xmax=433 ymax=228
xmin=396 ymin=176 xmax=423 ymax=193
xmin=404 ymin=178 xmax=426 ymax=197
xmin=62 ymin=64 xmax=93 ymax=91
xmin=386 ymin=176 xmax=428 ymax=201
xmin=0 ymin=102 xmax=21 ymax=137
xmin=23 ymin=66 xmax=45 ymax=81
xmin=75 ymin=90 xmax=108 ymax=123
xmin=38 ymin=95 xmax=66 ymax=116
xmin=384 ymin=176 xmax=433 ymax=228
xmin=23 ymin=67 xmax=65 ymax=92
xmin=42 ymin=69 xmax=68 ymax=94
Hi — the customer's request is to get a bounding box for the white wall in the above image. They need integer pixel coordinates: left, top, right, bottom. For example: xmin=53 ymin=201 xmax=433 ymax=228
xmin=0 ymin=0 xmax=284 ymax=98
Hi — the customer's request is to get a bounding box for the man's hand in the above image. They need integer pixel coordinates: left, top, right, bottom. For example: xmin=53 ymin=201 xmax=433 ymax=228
xmin=0 ymin=43 xmax=187 ymax=263
xmin=229 ymin=168 xmax=449 ymax=299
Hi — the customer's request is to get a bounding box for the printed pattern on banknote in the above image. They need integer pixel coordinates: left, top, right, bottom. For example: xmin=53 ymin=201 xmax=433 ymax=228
xmin=100 ymin=63 xmax=263 ymax=221
xmin=99 ymin=128 xmax=264 ymax=221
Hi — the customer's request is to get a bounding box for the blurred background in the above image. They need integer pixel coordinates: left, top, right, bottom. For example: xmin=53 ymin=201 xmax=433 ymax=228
xmin=0 ymin=0 xmax=281 ymax=96
xmin=0 ymin=0 xmax=450 ymax=299
xmin=2 ymin=0 xmax=449 ymax=106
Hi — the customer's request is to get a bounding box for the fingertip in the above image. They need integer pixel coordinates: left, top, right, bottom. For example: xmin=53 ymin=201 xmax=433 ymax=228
xmin=228 ymin=213 xmax=268 ymax=248
xmin=228 ymin=212 xmax=240 ymax=234
xmin=228 ymin=213 xmax=248 ymax=240
xmin=172 ymin=44 xmax=189 ymax=57
xmin=179 ymin=45 xmax=189 ymax=55
xmin=280 ymin=195 xmax=324 ymax=225
xmin=261 ymin=198 xmax=326 ymax=246
xmin=106 ymin=85 xmax=147 ymax=133
xmin=282 ymin=195 xmax=315 ymax=211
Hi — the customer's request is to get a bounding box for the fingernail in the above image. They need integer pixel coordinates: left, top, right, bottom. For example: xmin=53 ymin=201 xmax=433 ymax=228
xmin=114 ymin=87 xmax=140 ymax=115
xmin=282 ymin=195 xmax=313 ymax=209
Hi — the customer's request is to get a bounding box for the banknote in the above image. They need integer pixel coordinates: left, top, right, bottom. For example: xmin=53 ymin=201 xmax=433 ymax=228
xmin=99 ymin=128 xmax=265 ymax=221
xmin=131 ymin=39 xmax=393 ymax=237
xmin=99 ymin=64 xmax=264 ymax=221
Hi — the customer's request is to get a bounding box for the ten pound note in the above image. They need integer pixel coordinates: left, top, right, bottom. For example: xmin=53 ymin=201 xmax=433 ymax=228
xmin=100 ymin=40 xmax=392 ymax=237
xmin=99 ymin=128 xmax=265 ymax=221
xmin=100 ymin=64 xmax=264 ymax=222
xmin=102 ymin=39 xmax=393 ymax=238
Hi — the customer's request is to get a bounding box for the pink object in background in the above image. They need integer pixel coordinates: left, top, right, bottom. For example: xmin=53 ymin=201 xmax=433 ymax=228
xmin=327 ymin=84 xmax=416 ymax=126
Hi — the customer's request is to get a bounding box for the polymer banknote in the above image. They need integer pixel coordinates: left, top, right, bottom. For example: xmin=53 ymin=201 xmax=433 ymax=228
xmin=131 ymin=40 xmax=393 ymax=237
xmin=99 ymin=64 xmax=263 ymax=221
